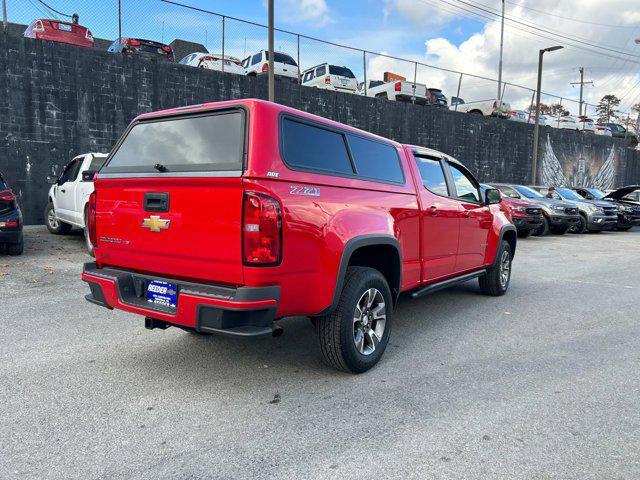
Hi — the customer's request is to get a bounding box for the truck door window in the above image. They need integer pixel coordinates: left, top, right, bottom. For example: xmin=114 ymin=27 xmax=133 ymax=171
xmin=447 ymin=162 xmax=480 ymax=203
xmin=347 ymin=134 xmax=404 ymax=184
xmin=414 ymin=156 xmax=449 ymax=196
xmin=251 ymin=52 xmax=261 ymax=65
xmin=315 ymin=66 xmax=326 ymax=77
xmin=58 ymin=159 xmax=81 ymax=184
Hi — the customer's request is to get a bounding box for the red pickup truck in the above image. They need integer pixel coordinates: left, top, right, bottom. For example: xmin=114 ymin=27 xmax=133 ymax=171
xmin=82 ymin=99 xmax=516 ymax=373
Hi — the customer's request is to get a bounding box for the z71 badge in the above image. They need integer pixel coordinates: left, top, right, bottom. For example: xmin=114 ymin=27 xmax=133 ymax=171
xmin=289 ymin=186 xmax=320 ymax=197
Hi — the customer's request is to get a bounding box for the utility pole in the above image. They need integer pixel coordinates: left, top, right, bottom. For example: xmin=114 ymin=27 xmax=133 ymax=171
xmin=2 ymin=0 xmax=7 ymax=30
xmin=118 ymin=0 xmax=122 ymax=47
xmin=267 ymin=0 xmax=275 ymax=102
xmin=570 ymin=67 xmax=593 ymax=116
xmin=497 ymin=0 xmax=505 ymax=100
xmin=532 ymin=46 xmax=563 ymax=184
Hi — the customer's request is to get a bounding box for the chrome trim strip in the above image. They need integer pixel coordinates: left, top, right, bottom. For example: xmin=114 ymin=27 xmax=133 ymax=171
xmin=98 ymin=171 xmax=243 ymax=179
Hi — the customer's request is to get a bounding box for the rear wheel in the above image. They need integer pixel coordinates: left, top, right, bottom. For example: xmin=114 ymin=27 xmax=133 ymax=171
xmin=6 ymin=234 xmax=24 ymax=256
xmin=83 ymin=205 xmax=95 ymax=257
xmin=469 ymin=110 xmax=483 ymax=115
xmin=533 ymin=216 xmax=549 ymax=236
xmin=478 ymin=240 xmax=512 ymax=296
xmin=315 ymin=267 xmax=392 ymax=373
xmin=45 ymin=203 xmax=71 ymax=235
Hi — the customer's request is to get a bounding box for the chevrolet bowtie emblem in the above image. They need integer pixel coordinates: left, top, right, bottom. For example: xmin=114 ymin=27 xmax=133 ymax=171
xmin=142 ymin=215 xmax=170 ymax=232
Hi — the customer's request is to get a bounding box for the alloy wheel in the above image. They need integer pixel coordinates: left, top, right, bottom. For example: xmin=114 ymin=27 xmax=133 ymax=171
xmin=499 ymin=250 xmax=511 ymax=288
xmin=353 ymin=288 xmax=386 ymax=356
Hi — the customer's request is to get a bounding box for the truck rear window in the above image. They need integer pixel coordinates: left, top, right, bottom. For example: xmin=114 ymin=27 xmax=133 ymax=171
xmin=102 ymin=110 xmax=245 ymax=174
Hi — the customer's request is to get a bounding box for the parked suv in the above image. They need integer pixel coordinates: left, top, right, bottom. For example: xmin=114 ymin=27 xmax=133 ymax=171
xmin=81 ymin=99 xmax=516 ymax=373
xmin=301 ymin=64 xmax=358 ymax=93
xmin=242 ymin=50 xmax=299 ymax=81
xmin=491 ymin=184 xmax=580 ymax=235
xmin=0 ymin=173 xmax=23 ymax=255
xmin=45 ymin=153 xmax=108 ymax=255
xmin=532 ymin=186 xmax=617 ymax=233
xmin=573 ymin=186 xmax=640 ymax=231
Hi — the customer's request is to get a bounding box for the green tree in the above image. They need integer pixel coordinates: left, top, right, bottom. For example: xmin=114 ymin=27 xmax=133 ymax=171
xmin=595 ymin=94 xmax=621 ymax=123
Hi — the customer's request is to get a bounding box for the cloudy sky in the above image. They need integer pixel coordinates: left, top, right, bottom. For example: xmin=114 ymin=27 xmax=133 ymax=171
xmin=13 ymin=0 xmax=640 ymax=116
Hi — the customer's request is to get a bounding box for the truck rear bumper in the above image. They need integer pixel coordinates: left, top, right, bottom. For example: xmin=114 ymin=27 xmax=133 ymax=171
xmin=82 ymin=262 xmax=280 ymax=337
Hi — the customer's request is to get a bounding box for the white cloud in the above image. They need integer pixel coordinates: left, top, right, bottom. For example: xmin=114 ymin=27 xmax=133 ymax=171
xmin=279 ymin=0 xmax=332 ymax=27
xmin=385 ymin=0 xmax=640 ymax=116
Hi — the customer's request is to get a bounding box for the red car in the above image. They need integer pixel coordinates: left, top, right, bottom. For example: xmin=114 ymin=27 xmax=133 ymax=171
xmin=482 ymin=186 xmax=544 ymax=238
xmin=24 ymin=19 xmax=94 ymax=48
xmin=82 ymin=99 xmax=516 ymax=373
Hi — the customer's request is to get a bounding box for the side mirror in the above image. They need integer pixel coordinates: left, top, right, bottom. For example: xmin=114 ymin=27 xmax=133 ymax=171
xmin=46 ymin=175 xmax=59 ymax=185
xmin=82 ymin=170 xmax=97 ymax=182
xmin=484 ymin=188 xmax=502 ymax=205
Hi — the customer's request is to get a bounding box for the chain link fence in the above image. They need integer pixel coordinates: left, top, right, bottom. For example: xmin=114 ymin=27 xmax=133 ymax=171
xmin=4 ymin=0 xmax=637 ymax=122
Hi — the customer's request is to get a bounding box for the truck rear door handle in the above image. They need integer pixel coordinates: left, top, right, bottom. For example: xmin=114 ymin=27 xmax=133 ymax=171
xmin=426 ymin=206 xmax=438 ymax=216
xmin=60 ymin=189 xmax=66 ymax=193
xmin=144 ymin=192 xmax=170 ymax=212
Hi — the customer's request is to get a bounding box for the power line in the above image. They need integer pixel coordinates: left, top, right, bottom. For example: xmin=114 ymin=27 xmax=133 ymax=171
xmin=447 ymin=0 xmax=640 ymax=59
xmin=501 ymin=0 xmax=639 ymax=29
xmin=34 ymin=0 xmax=72 ymax=18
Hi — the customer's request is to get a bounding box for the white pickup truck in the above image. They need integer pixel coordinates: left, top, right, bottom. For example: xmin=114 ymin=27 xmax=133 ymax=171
xmin=450 ymin=98 xmax=511 ymax=118
xmin=45 ymin=152 xmax=108 ymax=255
xmin=360 ymin=79 xmax=432 ymax=105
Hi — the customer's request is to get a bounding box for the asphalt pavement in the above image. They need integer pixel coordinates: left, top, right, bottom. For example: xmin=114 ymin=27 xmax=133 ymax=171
xmin=1 ymin=226 xmax=639 ymax=480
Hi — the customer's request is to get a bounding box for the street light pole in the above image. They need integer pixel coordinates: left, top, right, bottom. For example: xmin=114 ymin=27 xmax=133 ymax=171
xmin=2 ymin=0 xmax=7 ymax=30
xmin=497 ymin=0 xmax=505 ymax=100
xmin=267 ymin=0 xmax=275 ymax=102
xmin=531 ymin=45 xmax=563 ymax=184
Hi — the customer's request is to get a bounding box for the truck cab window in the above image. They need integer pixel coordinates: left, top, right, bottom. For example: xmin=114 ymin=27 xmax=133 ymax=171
xmin=448 ymin=162 xmax=480 ymax=203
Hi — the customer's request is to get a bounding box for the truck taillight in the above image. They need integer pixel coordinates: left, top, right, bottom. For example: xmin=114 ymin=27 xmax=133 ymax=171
xmin=325 ymin=76 xmax=331 ymax=84
xmin=493 ymin=101 xmax=498 ymax=109
xmin=85 ymin=29 xmax=94 ymax=41
xmin=88 ymin=192 xmax=97 ymax=247
xmin=33 ymin=20 xmax=45 ymax=32
xmin=394 ymin=82 xmax=402 ymax=92
xmin=124 ymin=38 xmax=140 ymax=46
xmin=262 ymin=63 xmax=269 ymax=73
xmin=242 ymin=192 xmax=282 ymax=266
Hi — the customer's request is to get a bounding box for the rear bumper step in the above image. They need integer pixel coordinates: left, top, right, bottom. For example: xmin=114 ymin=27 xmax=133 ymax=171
xmin=82 ymin=262 xmax=280 ymax=337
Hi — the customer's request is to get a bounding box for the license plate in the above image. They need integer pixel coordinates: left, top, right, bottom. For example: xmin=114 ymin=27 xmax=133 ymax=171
xmin=146 ymin=280 xmax=178 ymax=309
xmin=341 ymin=79 xmax=348 ymax=86
xmin=58 ymin=24 xmax=72 ymax=31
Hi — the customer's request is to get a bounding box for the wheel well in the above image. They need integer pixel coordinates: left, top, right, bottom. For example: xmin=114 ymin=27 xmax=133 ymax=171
xmin=503 ymin=229 xmax=517 ymax=259
xmin=347 ymin=244 xmax=401 ymax=304
xmin=469 ymin=109 xmax=483 ymax=115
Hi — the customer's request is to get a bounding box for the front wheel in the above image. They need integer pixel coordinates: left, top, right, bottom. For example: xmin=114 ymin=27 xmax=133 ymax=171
xmin=45 ymin=203 xmax=72 ymax=235
xmin=478 ymin=240 xmax=512 ymax=296
xmin=533 ymin=216 xmax=549 ymax=236
xmin=315 ymin=267 xmax=393 ymax=373
xmin=569 ymin=215 xmax=587 ymax=234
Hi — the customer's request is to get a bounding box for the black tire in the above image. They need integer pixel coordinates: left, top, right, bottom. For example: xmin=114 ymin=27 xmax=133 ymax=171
xmin=517 ymin=229 xmax=532 ymax=239
xmin=469 ymin=110 xmax=483 ymax=115
xmin=550 ymin=225 xmax=568 ymax=235
xmin=569 ymin=215 xmax=587 ymax=234
xmin=533 ymin=216 xmax=549 ymax=236
xmin=45 ymin=202 xmax=71 ymax=235
xmin=617 ymin=226 xmax=633 ymax=232
xmin=83 ymin=205 xmax=95 ymax=257
xmin=478 ymin=240 xmax=512 ymax=296
xmin=6 ymin=234 xmax=24 ymax=256
xmin=315 ymin=266 xmax=393 ymax=374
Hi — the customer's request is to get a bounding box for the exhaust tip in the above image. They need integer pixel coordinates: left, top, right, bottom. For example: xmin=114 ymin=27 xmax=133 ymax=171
xmin=272 ymin=325 xmax=283 ymax=337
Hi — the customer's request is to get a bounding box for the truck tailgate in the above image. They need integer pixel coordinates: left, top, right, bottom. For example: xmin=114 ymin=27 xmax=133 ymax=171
xmin=95 ymin=176 xmax=244 ymax=286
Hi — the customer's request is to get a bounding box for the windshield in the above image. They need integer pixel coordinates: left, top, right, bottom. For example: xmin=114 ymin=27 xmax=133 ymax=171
xmin=586 ymin=188 xmax=606 ymax=199
xmin=329 ymin=65 xmax=355 ymax=78
xmin=265 ymin=52 xmax=297 ymax=66
xmin=556 ymin=188 xmax=584 ymax=200
xmin=103 ymin=110 xmax=245 ymax=174
xmin=514 ymin=185 xmax=543 ymax=199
